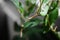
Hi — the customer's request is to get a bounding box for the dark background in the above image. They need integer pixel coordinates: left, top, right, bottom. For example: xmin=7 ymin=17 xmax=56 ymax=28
xmin=0 ymin=6 xmax=9 ymax=40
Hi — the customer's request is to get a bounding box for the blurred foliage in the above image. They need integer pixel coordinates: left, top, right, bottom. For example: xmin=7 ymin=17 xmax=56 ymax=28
xmin=49 ymin=7 xmax=58 ymax=24
xmin=11 ymin=0 xmax=59 ymax=40
xmin=23 ymin=18 xmax=42 ymax=29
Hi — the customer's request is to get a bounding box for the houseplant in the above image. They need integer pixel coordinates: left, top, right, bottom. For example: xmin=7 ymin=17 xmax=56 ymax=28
xmin=11 ymin=0 xmax=59 ymax=40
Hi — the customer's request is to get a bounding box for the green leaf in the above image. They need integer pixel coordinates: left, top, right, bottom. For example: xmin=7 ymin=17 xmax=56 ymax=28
xmin=24 ymin=18 xmax=42 ymax=29
xmin=48 ymin=0 xmax=58 ymax=12
xmin=49 ymin=7 xmax=58 ymax=24
xmin=40 ymin=0 xmax=52 ymax=16
xmin=19 ymin=2 xmax=24 ymax=13
xmin=11 ymin=0 xmax=24 ymax=14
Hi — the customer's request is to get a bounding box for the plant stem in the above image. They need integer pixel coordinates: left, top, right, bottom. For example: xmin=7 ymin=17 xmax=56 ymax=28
xmin=48 ymin=17 xmax=57 ymax=32
xmin=27 ymin=0 xmax=43 ymax=21
xmin=28 ymin=13 xmax=38 ymax=20
xmin=18 ymin=9 xmax=26 ymax=21
xmin=20 ymin=28 xmax=23 ymax=38
xmin=18 ymin=9 xmax=24 ymax=38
